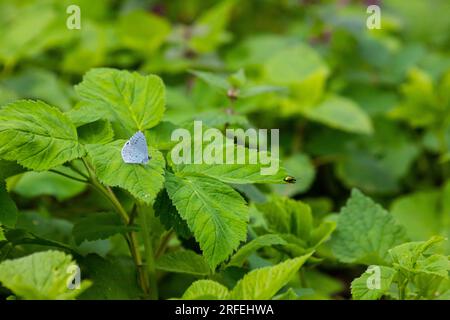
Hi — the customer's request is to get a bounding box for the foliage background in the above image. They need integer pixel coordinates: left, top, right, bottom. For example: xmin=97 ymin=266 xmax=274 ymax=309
xmin=0 ymin=0 xmax=449 ymax=300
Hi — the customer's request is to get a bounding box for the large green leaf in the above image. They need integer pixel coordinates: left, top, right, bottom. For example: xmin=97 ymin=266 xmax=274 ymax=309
xmin=0 ymin=250 xmax=91 ymax=300
xmin=0 ymin=100 xmax=84 ymax=171
xmin=165 ymin=172 xmax=249 ymax=269
xmin=75 ymin=68 xmax=165 ymax=136
xmin=156 ymin=250 xmax=210 ymax=276
xmin=229 ymin=254 xmax=312 ymax=299
xmin=331 ymin=189 xmax=408 ymax=265
xmin=86 ymin=141 xmax=165 ymax=204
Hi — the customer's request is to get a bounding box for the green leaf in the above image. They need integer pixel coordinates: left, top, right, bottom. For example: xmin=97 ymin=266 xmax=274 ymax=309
xmin=303 ymin=96 xmax=373 ymax=134
xmin=75 ymin=68 xmax=165 ymax=136
xmin=172 ymin=132 xmax=287 ymax=184
xmin=0 ymin=182 xmax=18 ymax=227
xmin=351 ymin=266 xmax=397 ymax=300
xmin=77 ymin=120 xmax=114 ymax=145
xmin=154 ymin=189 xmax=192 ymax=239
xmin=72 ymin=212 xmax=136 ymax=245
xmin=78 ymin=255 xmax=141 ymax=300
xmin=189 ymin=0 xmax=235 ymax=53
xmin=0 ymin=160 xmax=25 ymax=180
xmin=0 ymin=250 xmax=91 ymax=300
xmin=13 ymin=170 xmax=86 ymax=201
xmin=331 ymin=189 xmax=408 ymax=265
xmin=189 ymin=70 xmax=230 ymax=92
xmin=181 ymin=280 xmax=230 ymax=300
xmin=86 ymin=141 xmax=165 ymax=204
xmin=227 ymin=234 xmax=287 ymax=268
xmin=229 ymin=254 xmax=312 ymax=299
xmin=0 ymin=100 xmax=84 ymax=171
xmin=165 ymin=172 xmax=249 ymax=269
xmin=117 ymin=11 xmax=170 ymax=54
xmin=156 ymin=250 xmax=210 ymax=276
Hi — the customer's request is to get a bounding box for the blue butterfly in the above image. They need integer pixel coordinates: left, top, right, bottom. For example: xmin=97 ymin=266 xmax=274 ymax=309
xmin=121 ymin=131 xmax=151 ymax=164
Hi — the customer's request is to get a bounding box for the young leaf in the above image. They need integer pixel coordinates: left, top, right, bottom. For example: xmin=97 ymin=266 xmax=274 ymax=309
xmin=331 ymin=189 xmax=408 ymax=265
xmin=227 ymin=234 xmax=287 ymax=268
xmin=0 ymin=250 xmax=91 ymax=300
xmin=72 ymin=212 xmax=137 ymax=245
xmin=156 ymin=250 xmax=210 ymax=276
xmin=86 ymin=141 xmax=165 ymax=204
xmin=351 ymin=266 xmax=397 ymax=300
xmin=0 ymin=182 xmax=18 ymax=227
xmin=0 ymin=100 xmax=84 ymax=171
xmin=75 ymin=68 xmax=165 ymax=136
xmin=181 ymin=280 xmax=230 ymax=300
xmin=165 ymin=172 xmax=249 ymax=269
xmin=229 ymin=253 xmax=312 ymax=299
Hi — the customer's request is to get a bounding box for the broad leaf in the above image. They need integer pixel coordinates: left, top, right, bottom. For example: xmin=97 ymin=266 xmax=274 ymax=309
xmin=331 ymin=189 xmax=408 ymax=265
xmin=75 ymin=68 xmax=165 ymax=136
xmin=0 ymin=100 xmax=83 ymax=171
xmin=156 ymin=250 xmax=210 ymax=276
xmin=165 ymin=172 xmax=249 ymax=269
xmin=0 ymin=250 xmax=91 ymax=300
xmin=229 ymin=254 xmax=312 ymax=299
xmin=77 ymin=120 xmax=114 ymax=145
xmin=86 ymin=141 xmax=165 ymax=204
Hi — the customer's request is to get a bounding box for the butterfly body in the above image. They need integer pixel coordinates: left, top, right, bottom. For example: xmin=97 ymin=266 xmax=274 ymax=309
xmin=121 ymin=131 xmax=151 ymax=164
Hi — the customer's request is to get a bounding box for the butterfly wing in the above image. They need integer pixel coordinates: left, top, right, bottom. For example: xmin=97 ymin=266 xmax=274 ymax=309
xmin=121 ymin=131 xmax=150 ymax=164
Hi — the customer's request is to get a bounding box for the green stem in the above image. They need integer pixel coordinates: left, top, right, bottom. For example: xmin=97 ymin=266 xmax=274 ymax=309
xmin=155 ymin=229 xmax=174 ymax=259
xmin=138 ymin=203 xmax=158 ymax=300
xmin=80 ymin=157 xmax=150 ymax=297
xmin=49 ymin=169 xmax=89 ymax=183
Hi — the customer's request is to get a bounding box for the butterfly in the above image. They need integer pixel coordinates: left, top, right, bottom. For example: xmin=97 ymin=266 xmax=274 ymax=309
xmin=121 ymin=131 xmax=151 ymax=164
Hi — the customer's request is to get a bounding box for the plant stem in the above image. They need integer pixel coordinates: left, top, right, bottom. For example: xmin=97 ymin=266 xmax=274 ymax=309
xmin=49 ymin=169 xmax=89 ymax=183
xmin=138 ymin=204 xmax=158 ymax=300
xmin=155 ymin=229 xmax=174 ymax=259
xmin=80 ymin=157 xmax=150 ymax=297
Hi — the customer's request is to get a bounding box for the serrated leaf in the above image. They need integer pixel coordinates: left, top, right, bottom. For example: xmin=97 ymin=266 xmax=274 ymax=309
xmin=75 ymin=68 xmax=165 ymax=136
xmin=229 ymin=253 xmax=312 ymax=299
xmin=156 ymin=250 xmax=210 ymax=276
xmin=172 ymin=131 xmax=287 ymax=184
xmin=154 ymin=189 xmax=192 ymax=239
xmin=227 ymin=234 xmax=287 ymax=268
xmin=181 ymin=280 xmax=230 ymax=300
xmin=331 ymin=189 xmax=408 ymax=265
xmin=0 ymin=250 xmax=90 ymax=300
xmin=86 ymin=140 xmax=165 ymax=204
xmin=0 ymin=100 xmax=84 ymax=171
xmin=77 ymin=120 xmax=114 ymax=145
xmin=72 ymin=212 xmax=136 ymax=245
xmin=165 ymin=172 xmax=249 ymax=269
xmin=0 ymin=182 xmax=18 ymax=227
xmin=351 ymin=266 xmax=397 ymax=300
